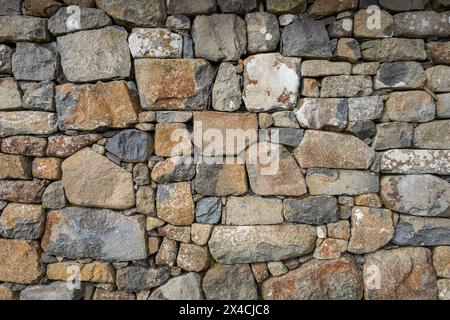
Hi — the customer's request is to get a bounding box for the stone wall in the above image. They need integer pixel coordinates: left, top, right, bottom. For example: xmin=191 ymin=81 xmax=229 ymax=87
xmin=0 ymin=0 xmax=449 ymax=300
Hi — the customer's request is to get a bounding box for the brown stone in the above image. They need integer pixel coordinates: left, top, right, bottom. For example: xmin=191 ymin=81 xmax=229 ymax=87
xmin=47 ymin=261 xmax=115 ymax=283
xmin=426 ymin=65 xmax=450 ymax=92
xmin=1 ymin=136 xmax=47 ymax=157
xmin=93 ymin=288 xmax=135 ymax=300
xmin=46 ymin=134 xmax=102 ymax=158
xmin=0 ymin=180 xmax=47 ymax=203
xmin=191 ymin=223 xmax=213 ymax=246
xmin=433 ymin=246 xmax=450 ymax=278
xmin=22 ymin=0 xmax=62 ymax=17
xmin=0 ymin=284 xmax=17 ymax=300
xmin=0 ymin=154 xmax=32 ymax=180
xmin=195 ymin=162 xmax=248 ymax=196
xmin=156 ymin=182 xmax=195 ymax=226
xmin=177 ymin=243 xmax=210 ymax=272
xmin=155 ymin=238 xmax=178 ymax=266
xmin=148 ymin=237 xmax=161 ymax=255
xmin=251 ymin=262 xmax=270 ymax=283
xmin=154 ymin=123 xmax=192 ymax=157
xmin=310 ymin=0 xmax=358 ymax=18
xmin=0 ymin=203 xmax=45 ymax=240
xmin=327 ymin=221 xmax=351 ymax=240
xmin=354 ymin=9 xmax=394 ymax=39
xmin=158 ymin=224 xmax=190 ymax=243
xmin=427 ymin=42 xmax=450 ymax=65
xmin=354 ymin=194 xmax=383 ymax=208
xmin=313 ymin=238 xmax=348 ymax=260
xmin=32 ymin=157 xmax=62 ymax=180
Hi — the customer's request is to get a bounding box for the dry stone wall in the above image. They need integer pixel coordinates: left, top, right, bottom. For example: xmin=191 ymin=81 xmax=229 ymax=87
xmin=0 ymin=0 xmax=450 ymax=300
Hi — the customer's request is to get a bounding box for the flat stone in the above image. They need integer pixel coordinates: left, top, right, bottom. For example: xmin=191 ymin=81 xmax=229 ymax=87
xmin=246 ymin=12 xmax=280 ymax=54
xmin=156 ymin=182 xmax=194 ymax=226
xmin=266 ymin=0 xmax=306 ymax=14
xmin=348 ymin=96 xmax=384 ymax=121
xmin=135 ymin=59 xmax=214 ymax=111
xmin=414 ymin=121 xmax=450 ymax=149
xmin=0 ymin=204 xmax=45 ymax=240
xmin=47 ymin=134 xmax=102 ymax=158
xmin=386 ymin=91 xmax=435 ymax=123
xmin=225 ymin=196 xmax=283 ymax=225
xmin=149 ymin=273 xmax=204 ymax=300
xmin=62 ymin=148 xmax=135 ymax=210
xmin=42 ymin=207 xmax=147 ymax=261
xmin=177 ymin=243 xmax=210 ymax=272
xmin=0 ymin=16 xmax=50 ymax=43
xmin=294 ymin=98 xmax=348 ymax=131
xmin=56 ymin=81 xmax=139 ymax=131
xmin=47 ymin=261 xmax=115 ymax=283
xmin=116 ymin=266 xmax=170 ymax=292
xmin=352 ymin=62 xmax=380 ymax=75
xmin=191 ymin=223 xmax=214 ymax=246
xmin=373 ymin=122 xmax=414 ymax=150
xmin=158 ymin=224 xmax=190 ymax=243
xmin=261 ymin=256 xmax=363 ymax=300
xmin=379 ymin=0 xmax=429 ymax=11
xmin=380 ymin=149 xmax=450 ymax=175
xmin=195 ymin=162 xmax=248 ymax=196
xmin=32 ymin=157 xmax=62 ymax=180
xmin=0 ymin=45 xmax=13 ymax=74
xmin=361 ymin=39 xmax=426 ymax=62
xmin=310 ymin=0 xmax=358 ymax=18
xmin=306 ymin=169 xmax=380 ymax=196
xmin=151 ymin=156 xmax=195 ymax=183
xmin=167 ymin=0 xmax=217 ymax=16
xmin=196 ymin=197 xmax=222 ymax=224
xmin=427 ymin=42 xmax=450 ymax=65
xmin=301 ymin=60 xmax=352 ymax=77
xmin=202 ymin=264 xmax=258 ymax=300
xmin=156 ymin=111 xmax=192 ymax=123
xmin=393 ymin=215 xmax=450 ymax=246
xmin=284 ymin=196 xmax=339 ymax=226
xmin=437 ymin=93 xmax=450 ymax=118
xmin=92 ymin=289 xmax=135 ymax=300
xmin=105 ymin=130 xmax=153 ymax=163
xmin=0 ymin=284 xmax=17 ymax=300
xmin=212 ymin=63 xmax=242 ymax=112
xmin=0 ymin=154 xmax=32 ymax=180
xmin=243 ymin=53 xmax=301 ymax=112
xmin=364 ymin=247 xmax=437 ymax=300
xmin=321 ymin=76 xmax=373 ymax=98
xmin=433 ymin=246 xmax=450 ymax=278
xmin=0 ymin=111 xmax=57 ymax=138
xmin=129 ymin=28 xmax=182 ymax=59
xmin=394 ymin=11 xmax=450 ymax=38
xmin=272 ymin=111 xmax=299 ymax=128
xmin=0 ymin=0 xmax=22 ymax=15
xmin=313 ymin=238 xmax=348 ymax=260
xmin=0 ymin=180 xmax=47 ymax=204
xmin=374 ymin=62 xmax=426 ymax=89
xmin=57 ymin=26 xmax=131 ymax=82
xmin=426 ymin=66 xmax=450 ymax=92
xmin=260 ymin=128 xmax=304 ymax=147
xmin=154 ymin=123 xmax=191 ymax=157
xmin=21 ymin=81 xmax=55 ymax=111
xmin=354 ymin=9 xmax=394 ymax=39
xmin=0 ymin=78 xmax=21 ymax=110
xmin=20 ymin=282 xmax=83 ymax=300
xmin=42 ymin=181 xmax=67 ymax=210
xmin=1 ymin=136 xmax=47 ymax=157
xmin=208 ymin=225 xmax=316 ymax=264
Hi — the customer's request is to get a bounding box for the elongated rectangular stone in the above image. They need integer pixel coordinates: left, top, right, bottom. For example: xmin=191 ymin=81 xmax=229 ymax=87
xmin=0 ymin=112 xmax=58 ymax=138
xmin=0 ymin=180 xmax=47 ymax=204
xmin=393 ymin=215 xmax=450 ymax=246
xmin=224 ymin=196 xmax=284 ymax=225
xmin=381 ymin=149 xmax=450 ymax=175
xmin=0 ymin=16 xmax=50 ymax=43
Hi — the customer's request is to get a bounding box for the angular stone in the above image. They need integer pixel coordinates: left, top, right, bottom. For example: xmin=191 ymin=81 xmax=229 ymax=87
xmin=386 ymin=91 xmax=435 ymax=123
xmin=0 ymin=16 xmax=50 ymax=43
xmin=0 ymin=239 xmax=44 ymax=284
xmin=373 ymin=122 xmax=413 ymax=151
xmin=62 ymin=148 xmax=135 ymax=210
xmin=20 ymin=282 xmax=83 ymax=300
xmin=154 ymin=123 xmax=191 ymax=157
xmin=0 ymin=45 xmax=13 ymax=74
xmin=266 ymin=0 xmax=306 ymax=14
xmin=149 ymin=273 xmax=204 ymax=300
xmin=329 ymin=18 xmax=354 ymax=38
xmin=116 ymin=266 xmax=170 ymax=292
xmin=135 ymin=59 xmax=214 ymax=111
xmin=433 ymin=246 xmax=450 ymax=278
xmin=393 ymin=215 xmax=450 ymax=246
xmin=354 ymin=194 xmax=383 ymax=208
xmin=191 ymin=223 xmax=213 ymax=246
xmin=58 ymin=27 xmax=131 ymax=82
xmin=42 ymin=207 xmax=147 ymax=261
xmin=1 ymin=136 xmax=47 ymax=157
xmin=196 ymin=197 xmax=222 ymax=225
xmin=47 ymin=261 xmax=115 ymax=283
xmin=133 ymin=163 xmax=150 ymax=185
xmin=294 ymin=98 xmax=348 ymax=131
xmin=0 ymin=154 xmax=31 ymax=180
xmin=306 ymin=169 xmax=380 ymax=196
xmin=0 ymin=204 xmax=45 ymax=240
xmin=0 ymin=78 xmax=21 ymax=111
xmin=167 ymin=0 xmax=217 ymax=16
xmin=156 ymin=182 xmax=194 ymax=226
xmin=327 ymin=221 xmax=351 ymax=240
xmin=261 ymin=128 xmax=304 ymax=147
xmin=166 ymin=15 xmax=191 ymax=30
xmin=0 ymin=0 xmax=22 ymax=15
xmin=284 ymin=196 xmax=339 ymax=226
xmin=352 ymin=62 xmax=380 ymax=75
xmin=301 ymin=61 xmax=351 ymax=77
xmin=394 ymin=11 xmax=450 ymax=38
xmin=151 ymin=156 xmax=195 ymax=184
xmin=202 ymin=264 xmax=258 ymax=300
xmin=313 ymin=238 xmax=348 ymax=260
xmin=272 ymin=111 xmax=299 ymax=128
xmin=156 ymin=111 xmax=192 ymax=123
xmin=56 ymin=81 xmax=139 ymax=131
xmin=301 ymin=78 xmax=320 ymax=97
xmin=427 ymin=42 xmax=450 ymax=65
xmin=361 ymin=39 xmax=426 ymax=62
xmin=414 ymin=121 xmax=450 ymax=149
xmin=192 ymin=14 xmax=246 ymax=62
xmin=437 ymin=93 xmax=450 ymax=119
xmin=364 ymin=247 xmax=437 ymax=300
xmin=209 ymin=225 xmax=316 ymax=264
xmin=47 ymin=134 xmax=102 ymax=158
xmin=177 ymin=243 xmax=210 ymax=272
xmin=225 ymin=196 xmax=283 ymax=225
xmin=212 ymin=63 xmax=242 ymax=112
xmin=346 ymin=120 xmax=376 ymax=140
xmin=310 ymin=0 xmax=358 ymax=18
xmin=32 ymin=157 xmax=62 ymax=180
xmin=380 ymin=149 xmax=450 ymax=175
xmin=0 ymin=111 xmax=57 ymax=138
xmin=426 ymin=66 xmax=450 ymax=92
xmin=354 ymin=9 xmax=394 ymax=39
xmin=321 ymin=76 xmax=373 ymax=98
xmin=129 ymin=28 xmax=182 ymax=59
xmin=105 ymin=130 xmax=153 ymax=163
xmin=348 ymin=96 xmax=384 ymax=121
xmin=136 ymin=185 xmax=156 ymax=215
xmin=12 ymin=42 xmax=58 ymax=81
xmin=42 ymin=181 xmax=66 ymax=210
xmin=246 ymin=12 xmax=279 ymax=54
xmin=195 ymin=162 xmax=248 ymax=196
xmin=0 ymin=180 xmax=47 ymax=204
xmin=21 ymin=81 xmax=55 ymax=111
xmin=267 ymin=261 xmax=288 ymax=276
xmin=158 ymin=224 xmax=190 ymax=243
xmin=155 ymin=238 xmax=178 ymax=266
xmin=374 ymin=62 xmax=426 ymax=89
xmin=261 ymin=256 xmax=363 ymax=300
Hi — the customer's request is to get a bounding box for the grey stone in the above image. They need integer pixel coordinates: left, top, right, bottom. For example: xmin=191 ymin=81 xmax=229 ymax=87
xmin=149 ymin=273 xmax=204 ymax=300
xmin=105 ymin=130 xmax=153 ymax=163
xmin=284 ymin=196 xmax=339 ymax=225
xmin=385 ymin=91 xmax=435 ymax=123
xmin=0 ymin=111 xmax=58 ymax=138
xmin=212 ymin=63 xmax=242 ymax=112
xmin=0 ymin=78 xmax=22 ymax=111
xmin=346 ymin=121 xmax=376 ymax=140
xmin=48 ymin=6 xmax=112 ymax=36
xmin=437 ymin=94 xmax=450 ymax=119
xmin=0 ymin=45 xmax=13 ymax=74
xmin=20 ymin=81 xmax=55 ymax=111
xmin=224 ymin=196 xmax=284 ymax=225
xmin=196 ymin=197 xmax=222 ymax=224
xmin=301 ymin=60 xmax=352 ymax=77
xmin=295 ymin=98 xmax=348 ymax=131
xmin=218 ymin=0 xmax=259 ymax=14
xmin=167 ymin=0 xmax=217 ymax=16
xmin=12 ymin=43 xmax=59 ymax=81
xmin=202 ymin=264 xmax=258 ymax=300
xmin=373 ymin=122 xmax=414 ymax=151
xmin=128 ymin=28 xmax=183 ymax=59
xmin=0 ymin=204 xmax=45 ymax=240
xmin=117 ymin=267 xmax=170 ymax=292
xmin=329 ymin=19 xmax=354 ymax=38
xmin=0 ymin=0 xmax=22 ymax=15
xmin=426 ymin=65 xmax=450 ymax=93
xmin=57 ymin=26 xmax=131 ymax=82
xmin=379 ymin=0 xmax=429 ymax=11
xmin=151 ymin=157 xmax=196 ymax=183
xmin=374 ymin=62 xmax=426 ymax=90
xmin=0 ymin=16 xmax=50 ymax=43
xmin=20 ymin=282 xmax=84 ymax=300
xmin=192 ymin=14 xmax=246 ymax=62
xmin=282 ymin=19 xmax=332 ymax=58
xmin=321 ymin=76 xmax=373 ymax=98
xmin=380 ymin=149 xmax=450 ymax=175
xmin=44 ymin=207 xmax=147 ymax=261
xmin=361 ymin=39 xmax=427 ymax=62
xmin=42 ymin=181 xmax=67 ymax=210
xmin=414 ymin=121 xmax=450 ymax=149
xmin=352 ymin=62 xmax=380 ymax=75
xmin=432 ymin=0 xmax=450 ymax=11
xmin=267 ymin=261 xmax=288 ymax=276
xmin=393 ymin=215 xmax=450 ymax=246
xmin=166 ymin=15 xmax=191 ymax=30
xmin=183 ymin=34 xmax=194 ymax=58
xmin=133 ymin=163 xmax=150 ymax=185
xmin=156 ymin=111 xmax=193 ymax=123
xmin=246 ymin=12 xmax=280 ymax=54
xmin=272 ymin=111 xmax=299 ymax=128
xmin=262 ymin=128 xmax=304 ymax=147
xmin=136 ymin=186 xmax=155 ymax=215
xmin=348 ymin=97 xmax=384 ymax=121
xmin=394 ymin=11 xmax=450 ymax=38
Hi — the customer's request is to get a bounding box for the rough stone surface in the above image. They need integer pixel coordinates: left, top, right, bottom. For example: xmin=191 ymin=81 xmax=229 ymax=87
xmin=42 ymin=181 xmax=67 ymax=210
xmin=151 ymin=157 xmax=195 ymax=183
xmin=177 ymin=243 xmax=210 ymax=272
xmin=47 ymin=261 xmax=114 ymax=283
xmin=0 ymin=154 xmax=32 ymax=180
xmin=284 ymin=196 xmax=339 ymax=226
xmin=156 ymin=182 xmax=194 ymax=226
xmin=195 ymin=162 xmax=248 ymax=196
xmin=128 ymin=28 xmax=182 ymax=59
xmin=0 ymin=203 xmax=45 ymax=240
xmin=393 ymin=215 xmax=450 ymax=246
xmin=0 ymin=45 xmax=13 ymax=74
xmin=0 ymin=78 xmax=22 ymax=111
xmin=47 ymin=134 xmax=102 ymax=158
xmin=354 ymin=9 xmax=394 ymax=39
xmin=426 ymin=66 xmax=450 ymax=92
xmin=374 ymin=62 xmax=426 ymax=90
xmin=225 ymin=196 xmax=284 ymax=225
xmin=294 ymin=98 xmax=348 ymax=131
xmin=0 ymin=180 xmax=47 ymax=204
xmin=414 ymin=121 xmax=450 ymax=150
xmin=0 ymin=16 xmax=50 ymax=43
xmin=433 ymin=246 xmax=450 ymax=278
xmin=246 ymin=12 xmax=280 ymax=54
xmin=1 ymin=136 xmax=47 ymax=157
xmin=373 ymin=122 xmax=414 ymax=151
xmin=437 ymin=93 xmax=450 ymax=119
xmin=106 ymin=130 xmax=153 ymax=162
xmin=301 ymin=60 xmax=351 ymax=77
xmin=149 ymin=273 xmax=204 ymax=300
xmin=321 ymin=76 xmax=373 ymax=98
xmin=196 ymin=197 xmax=222 ymax=225
xmin=0 ymin=111 xmax=58 ymax=138
xmin=394 ymin=11 xmax=450 ymax=38
xmin=310 ymin=0 xmax=358 ymax=18
xmin=361 ymin=39 xmax=426 ymax=62
xmin=380 ymin=149 xmax=450 ymax=175
xmin=154 ymin=123 xmax=191 ymax=157
xmin=218 ymin=0 xmax=259 ymax=14
xmin=116 ymin=266 xmax=170 ymax=292
xmin=427 ymin=42 xmax=450 ymax=65
xmin=167 ymin=0 xmax=217 ymax=16
xmin=21 ymin=81 xmax=55 ymax=111
xmin=266 ymin=0 xmax=306 ymax=14
xmin=20 ymin=282 xmax=84 ymax=300
xmin=212 ymin=63 xmax=242 ymax=112
xmin=386 ymin=91 xmax=435 ymax=123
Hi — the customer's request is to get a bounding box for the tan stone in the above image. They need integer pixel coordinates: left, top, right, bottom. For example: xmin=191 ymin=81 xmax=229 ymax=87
xmin=93 ymin=288 xmax=135 ymax=300
xmin=327 ymin=221 xmax=351 ymax=240
xmin=47 ymin=261 xmax=115 ymax=283
xmin=427 ymin=42 xmax=450 ymax=65
xmin=224 ymin=196 xmax=283 ymax=225
xmin=354 ymin=9 xmax=394 ymax=39
xmin=251 ymin=262 xmax=270 ymax=283
xmin=155 ymin=238 xmax=178 ymax=266
xmin=438 ymin=279 xmax=450 ymax=300
xmin=156 ymin=182 xmax=194 ymax=226
xmin=354 ymin=194 xmax=382 ymax=208
xmin=177 ymin=243 xmax=210 ymax=272
xmin=47 ymin=134 xmax=102 ymax=158
xmin=0 ymin=284 xmax=17 ymax=300
xmin=158 ymin=224 xmax=190 ymax=243
xmin=22 ymin=0 xmax=62 ymax=17
xmin=195 ymin=161 xmax=248 ymax=196
xmin=148 ymin=237 xmax=161 ymax=255
xmin=32 ymin=157 xmax=62 ymax=180
xmin=0 ymin=154 xmax=31 ymax=180
xmin=433 ymin=246 xmax=450 ymax=278
xmin=146 ymin=217 xmax=165 ymax=231
xmin=1 ymin=136 xmax=47 ymax=157
xmin=313 ymin=238 xmax=348 ymax=260
xmin=310 ymin=0 xmax=358 ymax=18
xmin=191 ymin=223 xmax=213 ymax=246
xmin=154 ymin=123 xmax=192 ymax=157
xmin=0 ymin=111 xmax=58 ymax=138
xmin=301 ymin=78 xmax=319 ymax=97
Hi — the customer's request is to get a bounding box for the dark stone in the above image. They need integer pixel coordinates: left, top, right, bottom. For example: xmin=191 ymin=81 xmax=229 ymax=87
xmin=116 ymin=266 xmax=170 ymax=292
xmin=106 ymin=129 xmax=153 ymax=163
xmin=217 ymin=0 xmax=260 ymax=14
xmin=196 ymin=197 xmax=222 ymax=224
xmin=284 ymin=196 xmax=339 ymax=225
xmin=393 ymin=215 xmax=450 ymax=246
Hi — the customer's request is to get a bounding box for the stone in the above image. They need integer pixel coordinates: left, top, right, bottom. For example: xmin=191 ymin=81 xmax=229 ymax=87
xmin=294 ymin=98 xmax=348 ymax=131
xmin=20 ymin=282 xmax=84 ymax=300
xmin=379 ymin=0 xmax=429 ymax=11
xmin=306 ymin=169 xmax=380 ymax=196
xmin=202 ymin=264 xmax=258 ymax=300
xmin=393 ymin=215 xmax=450 ymax=246
xmin=263 ymin=127 xmax=304 ymax=147
xmin=272 ymin=111 xmax=299 ymax=128
xmin=284 ymin=196 xmax=339 ymax=226
xmin=57 ymin=26 xmax=131 ymax=82
xmin=310 ymin=0 xmax=358 ymax=18
xmin=380 ymin=149 xmax=450 ymax=175
xmin=42 ymin=181 xmax=67 ymax=210
xmin=177 ymin=243 xmax=210 ymax=272
xmin=167 ymin=0 xmax=217 ymax=16
xmin=427 ymin=42 xmax=450 ymax=65
xmin=62 ymin=148 xmax=135 ymax=210
xmin=246 ymin=143 xmax=307 ymax=196
xmin=251 ymin=262 xmax=269 ymax=282
xmin=225 ymin=196 xmax=283 ymax=225
xmin=212 ymin=63 xmax=242 ymax=112
xmin=353 ymin=9 xmax=394 ymax=39
xmin=0 ymin=16 xmax=50 ymax=43
xmin=352 ymin=62 xmax=380 ymax=75
xmin=48 ymin=6 xmax=112 ymax=36
xmin=346 ymin=120 xmax=377 ymax=140
xmin=437 ymin=94 xmax=450 ymax=118
xmin=47 ymin=261 xmax=115 ymax=283
xmin=348 ymin=96 xmax=384 ymax=121
xmin=47 ymin=134 xmax=102 ymax=158
xmin=42 ymin=207 xmax=147 ymax=261
xmin=195 ymin=162 xmax=248 ymax=196
xmin=301 ymin=60 xmax=351 ymax=77
xmin=364 ymin=247 xmax=437 ymax=300
xmin=381 ymin=175 xmax=450 ymax=217
xmin=0 ymin=0 xmax=22 ymax=15
xmin=151 ymin=157 xmax=196 ymax=183
xmin=93 ymin=289 xmax=135 ymax=300
xmin=0 ymin=111 xmax=58 ymax=138
xmin=146 ymin=217 xmax=165 ymax=231
xmin=156 ymin=111 xmax=192 ymax=123
xmin=191 ymin=223 xmax=214 ymax=246
xmin=148 ymin=237 xmax=161 ymax=255
xmin=133 ymin=164 xmax=150 ymax=185
xmin=149 ymin=273 xmax=204 ymax=300
xmin=22 ymin=0 xmax=62 ymax=17
xmin=0 ymin=78 xmax=22 ymax=110
xmin=208 ymin=225 xmax=316 ymax=264
xmin=136 ymin=185 xmax=156 ymax=215
xmin=336 ymin=38 xmax=362 ymax=63
xmin=320 ymin=76 xmax=373 ymax=98
xmin=327 ymin=221 xmax=351 ymax=240
xmin=0 ymin=45 xmax=13 ymax=74
xmin=267 ymin=261 xmax=288 ymax=276
xmin=128 ymin=28 xmax=182 ymax=59
xmin=155 ymin=238 xmax=178 ymax=266
xmin=266 ymin=0 xmax=306 ymax=14
xmin=21 ymin=81 xmax=55 ymax=111
xmin=361 ymin=39 xmax=426 ymax=63
xmin=135 ymin=59 xmax=214 ymax=111
xmin=246 ymin=12 xmax=280 ymax=54
xmin=154 ymin=123 xmax=191 ymax=157
xmin=0 ymin=285 xmax=17 ymax=300
xmin=432 ymin=0 xmax=450 ymax=11
xmin=156 ymin=182 xmax=194 ymax=226
xmin=373 ymin=122 xmax=414 ymax=150
xmin=192 ymin=14 xmax=246 ymax=62
xmin=438 ymin=279 xmax=450 ymax=300
xmin=12 ymin=42 xmax=58 ymax=81
xmin=158 ymin=224 xmax=190 ymax=243
xmin=313 ymin=238 xmax=348 ymax=260
xmin=0 ymin=204 xmax=45 ymax=240
xmin=385 ymin=91 xmax=435 ymax=123
xmin=0 ymin=154 xmax=31 ymax=180
xmin=433 ymin=246 xmax=450 ymax=278
xmin=105 ymin=130 xmax=153 ymax=163
xmin=218 ymin=0 xmax=259 ymax=14
xmin=374 ymin=62 xmax=426 ymax=90
xmin=166 ymin=15 xmax=191 ymax=30
xmin=354 ymin=194 xmax=382 ymax=208
xmin=196 ymin=197 xmax=222 ymax=225
xmin=56 ymin=81 xmax=139 ymax=131
xmin=1 ymin=136 xmax=47 ymax=157
xmin=0 ymin=239 xmax=44 ymax=284
xmin=295 ymin=131 xmax=375 ymax=169
xmin=426 ymin=66 xmax=450 ymax=92
xmin=0 ymin=180 xmax=47 ymax=204
xmin=116 ymin=267 xmax=170 ymax=292
xmin=32 ymin=157 xmax=62 ymax=180
xmin=414 ymin=121 xmax=450 ymax=149
xmin=394 ymin=11 xmax=450 ymax=38
xmin=301 ymin=78 xmax=320 ymax=97
xmin=261 ymin=256 xmax=363 ymax=300
xmin=282 ymin=20 xmax=332 ymax=58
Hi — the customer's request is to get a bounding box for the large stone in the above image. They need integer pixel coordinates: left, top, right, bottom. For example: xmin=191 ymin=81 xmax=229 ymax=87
xmin=62 ymin=148 xmax=135 ymax=210
xmin=284 ymin=196 xmax=339 ymax=226
xmin=0 ymin=180 xmax=47 ymax=204
xmin=20 ymin=282 xmax=84 ymax=300
xmin=96 ymin=0 xmax=166 ymax=28
xmin=208 ymin=225 xmax=316 ymax=264
xmin=282 ymin=19 xmax=332 ymax=58
xmin=309 ymin=0 xmax=358 ymax=18
xmin=373 ymin=122 xmax=414 ymax=150
xmin=224 ymin=196 xmax=284 ymax=225
xmin=246 ymin=12 xmax=280 ymax=54
xmin=42 ymin=207 xmax=147 ymax=261
xmin=57 ymin=26 xmax=131 ymax=82
xmin=47 ymin=134 xmax=102 ymax=158
xmin=261 ymin=256 xmax=363 ymax=300
xmin=243 ymin=53 xmax=301 ymax=112
xmin=1 ymin=136 xmax=47 ymax=157
xmin=361 ymin=39 xmax=426 ymax=62
xmin=414 ymin=121 xmax=450 ymax=149
xmin=0 ymin=154 xmax=31 ymax=180
xmin=306 ymin=169 xmax=380 ymax=196
xmin=385 ymin=91 xmax=435 ymax=123
xmin=0 ymin=204 xmax=45 ymax=240
xmin=0 ymin=16 xmax=50 ymax=43
xmin=374 ymin=62 xmax=426 ymax=89
xmin=105 ymin=130 xmax=153 ymax=162
xmin=0 ymin=45 xmax=13 ymax=74
xmin=47 ymin=261 xmax=114 ymax=283
xmin=128 ymin=28 xmax=182 ymax=59
xmin=116 ymin=266 xmax=170 ymax=292
xmin=192 ymin=14 xmax=246 ymax=62
xmin=426 ymin=66 xmax=450 ymax=92
xmin=433 ymin=246 xmax=450 ymax=278
xmin=294 ymin=98 xmax=348 ymax=131
xmin=320 ymin=76 xmax=373 ymax=98
xmin=379 ymin=0 xmax=429 ymax=11
xmin=354 ymin=9 xmax=394 ymax=39
xmin=21 ymin=81 xmax=55 ymax=111
xmin=167 ymin=0 xmax=217 ymax=16
xmin=364 ymin=248 xmax=437 ymax=300
xmin=195 ymin=162 xmax=248 ymax=196
xmin=212 ymin=63 xmax=242 ymax=112
xmin=348 ymin=96 xmax=384 ymax=121
xmin=394 ymin=11 xmax=450 ymax=38
xmin=266 ymin=0 xmax=306 ymax=14
xmin=56 ymin=81 xmax=139 ymax=131
xmin=0 ymin=78 xmax=21 ymax=111
xmin=427 ymin=42 xmax=450 ymax=65
xmin=0 ymin=239 xmax=44 ymax=284
xmin=380 ymin=149 xmax=450 ymax=175
xmin=0 ymin=112 xmax=57 ymax=138
xmin=156 ymin=182 xmax=194 ymax=226
xmin=202 ymin=264 xmax=258 ymax=300
xmin=393 ymin=215 xmax=450 ymax=246
xmin=149 ymin=273 xmax=204 ymax=300
xmin=135 ymin=59 xmax=214 ymax=111
xmin=301 ymin=60 xmax=351 ymax=77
